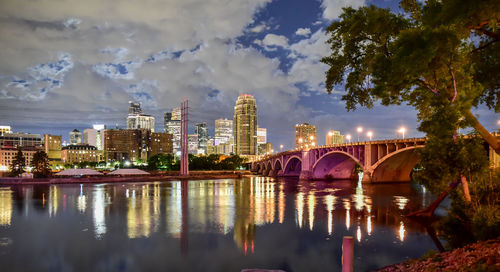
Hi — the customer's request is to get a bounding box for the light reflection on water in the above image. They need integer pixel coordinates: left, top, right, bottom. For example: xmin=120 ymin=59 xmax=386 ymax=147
xmin=0 ymin=177 xmax=439 ymax=271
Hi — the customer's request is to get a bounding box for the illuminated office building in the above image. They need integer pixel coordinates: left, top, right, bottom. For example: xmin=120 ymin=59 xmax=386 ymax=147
xmin=69 ymin=129 xmax=82 ymax=145
xmin=325 ymin=130 xmax=345 ymax=145
xmin=104 ymin=129 xmax=173 ymax=162
xmin=43 ymin=134 xmax=62 ymax=161
xmin=126 ymin=101 xmax=155 ymax=132
xmin=0 ymin=126 xmax=12 ymax=136
xmin=0 ymin=132 xmax=42 ymax=149
xmin=195 ymin=123 xmax=208 ymax=153
xmin=234 ymin=94 xmax=257 ymax=155
xmin=61 ymin=144 xmax=99 ymax=164
xmin=165 ymin=108 xmax=181 ymax=154
xmin=294 ymin=123 xmax=316 ymax=149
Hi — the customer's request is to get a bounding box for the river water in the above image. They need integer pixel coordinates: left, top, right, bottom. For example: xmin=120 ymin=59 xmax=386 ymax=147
xmin=0 ymin=177 xmax=440 ymax=271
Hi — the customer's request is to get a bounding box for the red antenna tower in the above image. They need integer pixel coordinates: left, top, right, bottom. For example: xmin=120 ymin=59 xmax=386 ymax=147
xmin=180 ymin=99 xmax=189 ymax=176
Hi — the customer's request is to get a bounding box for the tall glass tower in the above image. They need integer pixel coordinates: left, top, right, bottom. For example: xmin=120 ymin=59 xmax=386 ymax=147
xmin=233 ymin=94 xmax=257 ymax=155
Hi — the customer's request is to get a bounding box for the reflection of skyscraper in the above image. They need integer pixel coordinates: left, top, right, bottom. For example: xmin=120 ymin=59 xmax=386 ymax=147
xmin=234 ymin=94 xmax=257 ymax=155
xmin=0 ymin=189 xmax=12 ymax=226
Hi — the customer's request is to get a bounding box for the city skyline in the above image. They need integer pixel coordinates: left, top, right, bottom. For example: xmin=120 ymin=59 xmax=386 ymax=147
xmin=0 ymin=0 xmax=498 ymax=150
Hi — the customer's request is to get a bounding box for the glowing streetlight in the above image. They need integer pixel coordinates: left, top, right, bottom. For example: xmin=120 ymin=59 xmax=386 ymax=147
xmin=356 ymin=126 xmax=363 ymax=142
xmin=280 ymin=144 xmax=283 ymax=152
xmin=367 ymin=131 xmax=373 ymax=141
xmin=398 ymin=127 xmax=406 ymax=139
xmin=346 ymin=134 xmax=352 ymax=143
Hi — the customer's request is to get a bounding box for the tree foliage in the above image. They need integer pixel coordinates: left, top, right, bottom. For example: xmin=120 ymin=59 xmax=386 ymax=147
xmin=322 ymin=0 xmax=500 ymax=153
xmin=31 ymin=151 xmax=51 ymax=178
xmin=9 ymin=149 xmax=25 ymax=177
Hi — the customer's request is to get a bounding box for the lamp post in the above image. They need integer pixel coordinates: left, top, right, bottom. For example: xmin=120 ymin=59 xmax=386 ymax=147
xmin=356 ymin=127 xmax=363 ymax=142
xmin=346 ymin=134 xmax=352 ymax=143
xmin=398 ymin=127 xmax=406 ymax=139
xmin=280 ymin=144 xmax=283 ymax=152
xmin=367 ymin=131 xmax=373 ymax=141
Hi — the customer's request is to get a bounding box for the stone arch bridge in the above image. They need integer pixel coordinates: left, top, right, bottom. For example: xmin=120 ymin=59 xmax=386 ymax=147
xmin=251 ymin=138 xmax=426 ymax=183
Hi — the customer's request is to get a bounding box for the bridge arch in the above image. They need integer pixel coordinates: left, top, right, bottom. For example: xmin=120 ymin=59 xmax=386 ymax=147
xmin=263 ymin=161 xmax=273 ymax=176
xmin=283 ymin=156 xmax=302 ymax=177
xmin=273 ymin=159 xmax=283 ymax=176
xmin=370 ymin=146 xmax=423 ymax=182
xmin=255 ymin=163 xmax=262 ymax=174
xmin=312 ymin=151 xmax=362 ymax=180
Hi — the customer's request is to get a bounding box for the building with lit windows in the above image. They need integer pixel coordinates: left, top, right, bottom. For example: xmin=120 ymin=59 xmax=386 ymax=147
xmin=258 ymin=142 xmax=273 ymax=156
xmin=325 ymin=130 xmax=345 ymax=145
xmin=104 ymin=129 xmax=172 ymax=162
xmin=188 ymin=134 xmax=199 ymax=154
xmin=0 ymin=147 xmax=37 ymax=171
xmin=294 ymin=123 xmax=317 ymax=149
xmin=43 ymin=134 xmax=62 ymax=161
xmin=126 ymin=101 xmax=155 ymax=132
xmin=234 ymin=94 xmax=257 ymax=155
xmin=165 ymin=108 xmax=181 ymax=153
xmin=195 ymin=123 xmax=208 ymax=153
xmin=69 ymin=129 xmax=82 ymax=145
xmin=0 ymin=126 xmax=12 ymax=136
xmin=0 ymin=132 xmax=42 ymax=149
xmin=61 ymin=144 xmax=100 ymax=164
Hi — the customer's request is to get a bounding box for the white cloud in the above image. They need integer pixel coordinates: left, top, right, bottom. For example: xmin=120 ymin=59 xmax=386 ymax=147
xmin=320 ymin=0 xmax=367 ymax=20
xmin=248 ymin=22 xmax=270 ymax=33
xmin=262 ymin=33 xmax=289 ymax=48
xmin=295 ymin=28 xmax=311 ymax=36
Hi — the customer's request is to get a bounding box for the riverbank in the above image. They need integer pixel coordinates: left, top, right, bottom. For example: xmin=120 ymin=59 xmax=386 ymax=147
xmin=0 ymin=170 xmax=252 ymax=185
xmin=377 ymin=238 xmax=500 ymax=271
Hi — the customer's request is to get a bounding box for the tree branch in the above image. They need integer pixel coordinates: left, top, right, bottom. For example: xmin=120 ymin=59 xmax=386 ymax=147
xmin=449 ymin=66 xmax=457 ymax=103
xmin=463 ymin=109 xmax=500 ymax=155
xmin=417 ymin=79 xmax=438 ymax=95
xmin=469 ymin=39 xmax=500 ymax=55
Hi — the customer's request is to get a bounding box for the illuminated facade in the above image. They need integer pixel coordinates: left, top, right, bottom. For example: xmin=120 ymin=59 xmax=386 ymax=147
xmin=0 ymin=132 xmax=42 ymax=149
xmin=294 ymin=123 xmax=317 ymax=149
xmin=93 ymin=124 xmax=106 ymax=150
xmin=325 ymin=130 xmax=345 ymax=145
xmin=43 ymin=134 xmax=62 ymax=161
xmin=188 ymin=134 xmax=198 ymax=154
xmin=234 ymin=94 xmax=257 ymax=155
xmin=61 ymin=144 xmax=100 ymax=164
xmin=0 ymin=147 xmax=37 ymax=171
xmin=257 ymin=128 xmax=267 ymax=145
xmin=126 ymin=114 xmax=155 ymax=132
xmin=258 ymin=143 xmax=273 ymax=156
xmin=69 ymin=129 xmax=82 ymax=145
xmin=165 ymin=108 xmax=181 ymax=153
xmin=83 ymin=129 xmax=97 ymax=147
xmin=0 ymin=126 xmax=12 ymax=136
xmin=104 ymin=129 xmax=173 ymax=162
xmin=195 ymin=123 xmax=208 ymax=153
xmin=128 ymin=101 xmax=142 ymax=114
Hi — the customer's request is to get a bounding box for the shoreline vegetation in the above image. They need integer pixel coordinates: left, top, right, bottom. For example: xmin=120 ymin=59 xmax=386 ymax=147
xmin=0 ymin=170 xmax=252 ymax=185
xmin=377 ymin=238 xmax=500 ymax=272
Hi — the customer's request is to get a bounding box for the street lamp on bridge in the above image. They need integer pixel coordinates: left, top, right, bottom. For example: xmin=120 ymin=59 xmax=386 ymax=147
xmin=398 ymin=127 xmax=406 ymax=139
xmin=280 ymin=144 xmax=283 ymax=152
xmin=346 ymin=134 xmax=352 ymax=143
xmin=367 ymin=131 xmax=373 ymax=141
xmin=356 ymin=127 xmax=363 ymax=142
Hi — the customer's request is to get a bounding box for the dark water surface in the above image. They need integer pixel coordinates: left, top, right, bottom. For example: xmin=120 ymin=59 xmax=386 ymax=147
xmin=0 ymin=177 xmax=440 ymax=271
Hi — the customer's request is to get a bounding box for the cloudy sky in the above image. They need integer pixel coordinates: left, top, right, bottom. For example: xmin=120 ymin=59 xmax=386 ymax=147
xmin=0 ymin=0 xmax=497 ymax=148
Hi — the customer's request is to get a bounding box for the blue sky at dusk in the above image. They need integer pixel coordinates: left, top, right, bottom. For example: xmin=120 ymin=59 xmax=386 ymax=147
xmin=0 ymin=0 xmax=497 ymax=148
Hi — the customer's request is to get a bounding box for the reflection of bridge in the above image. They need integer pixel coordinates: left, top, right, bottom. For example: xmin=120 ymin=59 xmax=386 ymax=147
xmin=251 ymin=138 xmax=426 ymax=182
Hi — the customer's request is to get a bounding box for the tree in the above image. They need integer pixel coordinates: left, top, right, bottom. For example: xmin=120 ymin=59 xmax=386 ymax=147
xmin=31 ymin=151 xmax=51 ymax=178
xmin=321 ymin=1 xmax=499 ymax=153
xmin=321 ymin=0 xmax=500 ymax=244
xmin=9 ymin=149 xmax=25 ymax=177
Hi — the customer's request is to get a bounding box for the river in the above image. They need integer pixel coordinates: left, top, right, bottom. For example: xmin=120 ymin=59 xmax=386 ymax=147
xmin=0 ymin=176 xmax=441 ymax=271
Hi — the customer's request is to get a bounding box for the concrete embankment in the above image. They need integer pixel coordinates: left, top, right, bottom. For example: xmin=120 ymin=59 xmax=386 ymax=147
xmin=0 ymin=170 xmax=252 ymax=185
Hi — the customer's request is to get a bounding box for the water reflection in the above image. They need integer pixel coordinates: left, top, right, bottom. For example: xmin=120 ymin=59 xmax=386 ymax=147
xmin=0 ymin=177 xmax=436 ymax=271
xmin=0 ymin=189 xmax=12 ymax=226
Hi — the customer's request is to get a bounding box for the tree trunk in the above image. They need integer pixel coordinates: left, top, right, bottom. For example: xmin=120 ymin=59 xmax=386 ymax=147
xmin=406 ymin=181 xmax=460 ymax=218
xmin=463 ymin=109 xmax=500 ymax=155
xmin=461 ymin=175 xmax=472 ymax=203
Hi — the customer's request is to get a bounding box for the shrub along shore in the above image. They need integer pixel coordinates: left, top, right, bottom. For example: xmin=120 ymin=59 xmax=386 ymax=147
xmin=0 ymin=170 xmax=252 ymax=185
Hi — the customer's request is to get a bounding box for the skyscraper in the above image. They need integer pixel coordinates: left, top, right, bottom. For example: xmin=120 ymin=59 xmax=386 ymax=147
xmin=195 ymin=122 xmax=208 ymax=153
xmin=215 ymin=118 xmax=233 ymax=144
xmin=128 ymin=101 xmax=142 ymax=114
xmin=326 ymin=130 xmax=345 ymax=145
xmin=69 ymin=129 xmax=82 ymax=145
xmin=295 ymin=123 xmax=316 ymax=149
xmin=164 ymin=112 xmax=172 ymax=132
xmin=234 ymin=94 xmax=257 ymax=155
xmin=126 ymin=101 xmax=155 ymax=131
xmin=165 ymin=108 xmax=181 ymax=154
